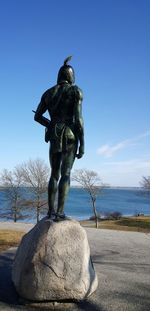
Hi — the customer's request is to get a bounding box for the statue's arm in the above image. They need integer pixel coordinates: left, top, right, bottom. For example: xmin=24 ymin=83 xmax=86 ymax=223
xmin=34 ymin=95 xmax=50 ymax=128
xmin=74 ymin=94 xmax=84 ymax=159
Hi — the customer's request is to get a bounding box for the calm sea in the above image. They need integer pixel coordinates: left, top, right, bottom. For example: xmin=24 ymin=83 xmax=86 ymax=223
xmin=0 ymin=187 xmax=150 ymax=223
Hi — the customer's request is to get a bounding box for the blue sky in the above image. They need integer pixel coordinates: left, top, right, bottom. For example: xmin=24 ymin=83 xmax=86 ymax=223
xmin=0 ymin=0 xmax=150 ymax=186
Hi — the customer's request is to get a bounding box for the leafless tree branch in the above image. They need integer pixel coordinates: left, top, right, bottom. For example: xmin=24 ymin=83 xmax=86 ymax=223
xmin=72 ymin=169 xmax=106 ymax=228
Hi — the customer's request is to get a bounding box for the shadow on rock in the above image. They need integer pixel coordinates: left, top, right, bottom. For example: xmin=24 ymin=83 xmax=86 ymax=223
xmin=0 ymin=249 xmax=104 ymax=311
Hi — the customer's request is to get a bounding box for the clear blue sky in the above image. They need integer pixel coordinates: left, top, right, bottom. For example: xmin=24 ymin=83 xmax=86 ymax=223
xmin=0 ymin=0 xmax=150 ymax=186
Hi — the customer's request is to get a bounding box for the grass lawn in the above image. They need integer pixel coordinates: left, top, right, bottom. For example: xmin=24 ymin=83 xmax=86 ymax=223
xmin=0 ymin=216 xmax=149 ymax=253
xmin=0 ymin=230 xmax=25 ymax=252
xmin=80 ymin=216 xmax=150 ymax=233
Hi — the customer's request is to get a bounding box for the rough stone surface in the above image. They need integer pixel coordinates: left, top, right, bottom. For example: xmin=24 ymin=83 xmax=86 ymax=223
xmin=12 ymin=217 xmax=98 ymax=301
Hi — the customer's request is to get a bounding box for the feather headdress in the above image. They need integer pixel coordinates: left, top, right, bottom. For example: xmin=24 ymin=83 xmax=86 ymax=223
xmin=64 ymin=56 xmax=72 ymax=66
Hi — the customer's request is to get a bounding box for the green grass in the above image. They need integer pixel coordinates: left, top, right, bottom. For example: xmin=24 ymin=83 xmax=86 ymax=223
xmin=80 ymin=216 xmax=150 ymax=233
xmin=117 ymin=217 xmax=150 ymax=230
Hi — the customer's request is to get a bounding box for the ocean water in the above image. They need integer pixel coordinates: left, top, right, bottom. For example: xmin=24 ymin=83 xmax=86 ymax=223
xmin=65 ymin=187 xmax=150 ymax=219
xmin=0 ymin=187 xmax=150 ymax=223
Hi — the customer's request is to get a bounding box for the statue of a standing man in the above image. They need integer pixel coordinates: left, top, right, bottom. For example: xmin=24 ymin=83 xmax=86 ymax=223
xmin=34 ymin=57 xmax=84 ymax=220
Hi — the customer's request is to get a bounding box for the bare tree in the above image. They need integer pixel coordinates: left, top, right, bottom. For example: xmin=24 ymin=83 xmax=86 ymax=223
xmin=141 ymin=176 xmax=150 ymax=191
xmin=140 ymin=176 xmax=150 ymax=196
xmin=20 ymin=158 xmax=49 ymax=223
xmin=0 ymin=168 xmax=24 ymax=222
xmin=72 ymin=169 xmax=105 ymax=228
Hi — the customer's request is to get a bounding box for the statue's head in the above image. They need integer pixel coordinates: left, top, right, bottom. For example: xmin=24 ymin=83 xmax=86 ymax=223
xmin=57 ymin=56 xmax=75 ymax=85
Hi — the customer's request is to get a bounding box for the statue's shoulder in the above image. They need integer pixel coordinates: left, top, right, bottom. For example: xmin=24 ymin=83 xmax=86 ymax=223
xmin=41 ymin=85 xmax=59 ymax=100
xmin=71 ymin=85 xmax=83 ymax=101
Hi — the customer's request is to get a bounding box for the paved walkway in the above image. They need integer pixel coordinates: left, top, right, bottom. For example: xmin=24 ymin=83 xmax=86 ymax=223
xmin=0 ymin=222 xmax=150 ymax=311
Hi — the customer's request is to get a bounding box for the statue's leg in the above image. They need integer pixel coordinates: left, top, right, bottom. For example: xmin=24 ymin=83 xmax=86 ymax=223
xmin=48 ymin=148 xmax=61 ymax=217
xmin=56 ymin=144 xmax=77 ymax=217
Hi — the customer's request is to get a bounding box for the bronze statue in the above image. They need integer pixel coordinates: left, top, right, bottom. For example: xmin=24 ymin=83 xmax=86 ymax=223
xmin=34 ymin=57 xmax=84 ymax=220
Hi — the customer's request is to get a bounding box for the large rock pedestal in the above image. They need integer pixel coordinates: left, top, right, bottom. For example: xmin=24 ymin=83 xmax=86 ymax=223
xmin=12 ymin=217 xmax=98 ymax=301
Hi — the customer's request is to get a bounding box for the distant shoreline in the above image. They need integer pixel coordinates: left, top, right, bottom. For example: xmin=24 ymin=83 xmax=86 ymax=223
xmin=71 ymin=186 xmax=142 ymax=190
xmin=0 ymin=186 xmax=143 ymax=190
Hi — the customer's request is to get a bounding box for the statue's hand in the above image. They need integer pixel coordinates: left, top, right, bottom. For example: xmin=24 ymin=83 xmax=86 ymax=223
xmin=76 ymin=146 xmax=84 ymax=159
